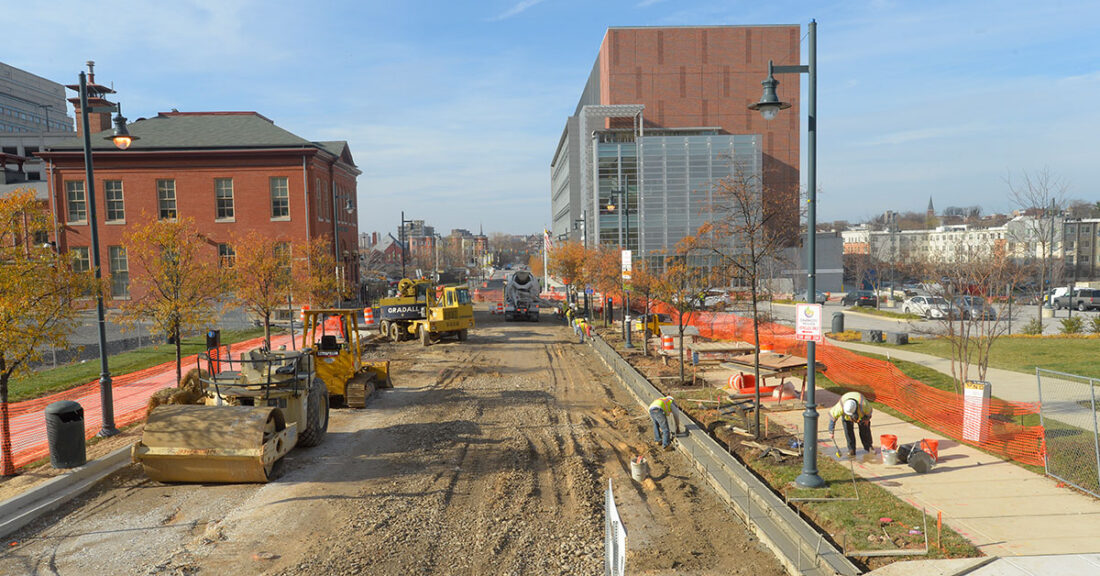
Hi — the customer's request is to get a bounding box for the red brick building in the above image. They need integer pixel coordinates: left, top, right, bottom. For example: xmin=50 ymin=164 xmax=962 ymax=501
xmin=551 ymin=25 xmax=801 ymax=254
xmin=37 ymin=104 xmax=360 ymax=304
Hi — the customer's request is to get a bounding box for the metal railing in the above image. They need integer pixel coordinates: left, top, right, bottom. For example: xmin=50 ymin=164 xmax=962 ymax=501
xmin=1038 ymin=368 xmax=1100 ymax=498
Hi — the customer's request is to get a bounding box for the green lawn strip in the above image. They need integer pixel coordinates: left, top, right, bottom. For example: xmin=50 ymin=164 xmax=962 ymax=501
xmin=659 ymin=381 xmax=980 ymax=566
xmin=1040 ymin=415 xmax=1100 ymax=495
xmin=872 ymin=336 xmax=1100 ymax=379
xmin=13 ymin=328 xmax=268 ymax=402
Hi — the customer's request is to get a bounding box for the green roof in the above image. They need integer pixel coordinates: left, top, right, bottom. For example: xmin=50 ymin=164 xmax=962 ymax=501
xmin=45 ymin=112 xmax=353 ymax=165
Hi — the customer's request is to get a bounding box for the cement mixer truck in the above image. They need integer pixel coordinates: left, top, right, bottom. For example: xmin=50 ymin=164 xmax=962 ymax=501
xmin=504 ymin=270 xmax=541 ymax=322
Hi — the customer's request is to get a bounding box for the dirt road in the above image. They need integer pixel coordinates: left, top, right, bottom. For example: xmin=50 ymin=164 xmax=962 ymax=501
xmin=0 ymin=310 xmax=784 ymax=575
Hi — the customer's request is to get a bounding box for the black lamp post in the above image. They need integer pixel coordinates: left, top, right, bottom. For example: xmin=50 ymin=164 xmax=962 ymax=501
xmin=749 ymin=20 xmax=823 ymax=488
xmin=573 ymin=210 xmax=589 ymax=312
xmin=607 ymin=178 xmax=633 ymax=349
xmin=78 ymin=69 xmax=138 ymax=438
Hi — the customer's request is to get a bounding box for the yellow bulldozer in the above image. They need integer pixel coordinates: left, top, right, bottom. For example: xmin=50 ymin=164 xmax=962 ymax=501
xmin=301 ymin=308 xmax=392 ymax=407
xmin=132 ymin=347 xmax=328 ymax=483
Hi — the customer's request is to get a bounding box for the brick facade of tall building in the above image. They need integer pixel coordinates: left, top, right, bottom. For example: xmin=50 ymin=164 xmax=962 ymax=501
xmin=551 ymin=25 xmax=802 ymax=256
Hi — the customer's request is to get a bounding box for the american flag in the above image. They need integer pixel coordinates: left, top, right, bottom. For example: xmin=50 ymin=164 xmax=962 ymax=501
xmin=544 ymin=229 xmax=553 ymax=251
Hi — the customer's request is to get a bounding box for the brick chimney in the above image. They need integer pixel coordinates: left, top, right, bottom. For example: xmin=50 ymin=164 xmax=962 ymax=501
xmin=66 ymin=61 xmax=116 ymax=136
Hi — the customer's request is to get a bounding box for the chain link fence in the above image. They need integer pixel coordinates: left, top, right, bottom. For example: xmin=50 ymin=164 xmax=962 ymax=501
xmin=1037 ymin=368 xmax=1100 ymax=498
xmin=604 ymin=479 xmax=626 ymax=576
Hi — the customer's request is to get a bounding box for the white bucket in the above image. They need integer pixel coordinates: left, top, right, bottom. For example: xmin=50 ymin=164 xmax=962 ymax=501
xmin=882 ymin=449 xmax=898 ymax=465
xmin=630 ymin=458 xmax=648 ymax=482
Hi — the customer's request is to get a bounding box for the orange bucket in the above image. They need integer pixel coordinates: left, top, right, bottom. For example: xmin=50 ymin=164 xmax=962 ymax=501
xmin=921 ymin=439 xmax=939 ymax=462
xmin=880 ymin=434 xmax=898 ymax=451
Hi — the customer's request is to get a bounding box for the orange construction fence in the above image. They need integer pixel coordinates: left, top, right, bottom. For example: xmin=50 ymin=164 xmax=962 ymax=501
xmin=1 ymin=336 xmax=273 ymax=471
xmin=649 ymin=303 xmax=1045 ymax=467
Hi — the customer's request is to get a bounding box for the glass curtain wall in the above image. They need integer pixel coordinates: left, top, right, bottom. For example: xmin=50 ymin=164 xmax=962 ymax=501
xmin=596 ymin=136 xmax=638 ymax=252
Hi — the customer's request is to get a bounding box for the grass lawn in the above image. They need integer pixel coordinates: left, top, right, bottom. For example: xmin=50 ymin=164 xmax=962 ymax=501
xmin=11 ymin=328 xmax=267 ymax=402
xmin=877 ymin=336 xmax=1100 ymax=379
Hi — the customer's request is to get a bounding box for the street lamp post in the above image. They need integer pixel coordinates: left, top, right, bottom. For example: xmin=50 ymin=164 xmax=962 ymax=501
xmin=608 ymin=178 xmax=633 ymax=349
xmin=574 ymin=210 xmax=589 ymax=311
xmin=749 ymin=20 xmax=824 ymax=488
xmin=77 ymin=70 xmax=138 ymax=438
xmin=399 ymin=211 xmax=414 ymax=279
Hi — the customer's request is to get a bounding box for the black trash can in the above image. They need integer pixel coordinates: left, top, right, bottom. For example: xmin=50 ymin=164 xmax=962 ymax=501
xmin=832 ymin=312 xmax=844 ymax=334
xmin=45 ymin=400 xmax=86 ymax=469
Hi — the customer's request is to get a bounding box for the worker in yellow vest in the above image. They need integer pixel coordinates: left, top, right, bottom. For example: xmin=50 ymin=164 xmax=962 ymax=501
xmin=828 ymin=391 xmax=874 ymax=457
xmin=648 ymin=395 xmax=681 ymax=450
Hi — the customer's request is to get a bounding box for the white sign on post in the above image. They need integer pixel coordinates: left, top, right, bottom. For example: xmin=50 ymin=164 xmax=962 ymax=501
xmin=621 ymin=250 xmax=632 ymax=282
xmin=962 ymin=380 xmax=991 ymax=442
xmin=794 ymin=303 xmax=823 ymax=343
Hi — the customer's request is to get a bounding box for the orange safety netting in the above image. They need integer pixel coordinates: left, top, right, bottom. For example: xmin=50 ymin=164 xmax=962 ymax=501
xmin=2 ymin=335 xmax=280 ymax=471
xmin=648 ymin=303 xmax=1045 ymax=467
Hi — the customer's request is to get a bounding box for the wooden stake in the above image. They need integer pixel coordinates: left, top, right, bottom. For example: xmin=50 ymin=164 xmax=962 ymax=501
xmin=765 ymin=415 xmax=770 ymax=439
xmin=937 ymin=510 xmax=942 ymax=550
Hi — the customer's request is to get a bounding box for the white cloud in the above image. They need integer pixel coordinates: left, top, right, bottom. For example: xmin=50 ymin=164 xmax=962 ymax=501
xmin=489 ymin=0 xmax=546 ymax=21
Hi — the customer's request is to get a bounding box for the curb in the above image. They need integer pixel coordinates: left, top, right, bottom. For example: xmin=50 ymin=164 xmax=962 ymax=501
xmin=0 ymin=443 xmax=134 ymax=541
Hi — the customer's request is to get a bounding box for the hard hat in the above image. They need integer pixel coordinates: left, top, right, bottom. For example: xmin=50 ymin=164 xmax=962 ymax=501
xmin=843 ymin=399 xmax=857 ymax=416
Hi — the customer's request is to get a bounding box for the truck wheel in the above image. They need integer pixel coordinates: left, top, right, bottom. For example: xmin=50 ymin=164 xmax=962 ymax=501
xmin=1079 ymin=302 xmax=1088 ymax=312
xmin=420 ymin=325 xmax=430 ymax=346
xmin=389 ymin=322 xmax=401 ymax=342
xmin=379 ymin=320 xmax=390 ymax=337
xmin=458 ymin=329 xmax=468 ymax=341
xmin=297 ymin=377 xmax=329 ymax=448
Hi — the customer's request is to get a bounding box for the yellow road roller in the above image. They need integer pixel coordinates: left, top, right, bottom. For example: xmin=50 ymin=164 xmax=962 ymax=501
xmin=132 ymin=348 xmax=329 ymax=483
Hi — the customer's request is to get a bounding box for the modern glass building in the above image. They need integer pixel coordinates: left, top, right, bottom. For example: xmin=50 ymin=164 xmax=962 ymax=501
xmin=591 ymin=131 xmax=762 ymax=264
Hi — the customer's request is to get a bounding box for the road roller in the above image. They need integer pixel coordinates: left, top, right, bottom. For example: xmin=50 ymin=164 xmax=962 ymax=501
xmin=132 ymin=347 xmax=329 ymax=483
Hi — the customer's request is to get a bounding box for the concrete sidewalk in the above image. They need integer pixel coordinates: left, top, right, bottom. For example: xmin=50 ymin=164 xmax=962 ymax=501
xmin=767 ymin=389 xmax=1100 ymax=557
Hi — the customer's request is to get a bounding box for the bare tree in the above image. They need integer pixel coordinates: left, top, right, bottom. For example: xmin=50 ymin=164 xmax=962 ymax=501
xmin=694 ymin=165 xmax=791 ymax=437
xmin=1006 ymin=167 xmax=1069 ymax=329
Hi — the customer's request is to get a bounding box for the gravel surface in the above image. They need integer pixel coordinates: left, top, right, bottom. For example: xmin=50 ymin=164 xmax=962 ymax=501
xmin=0 ymin=308 xmax=784 ymax=575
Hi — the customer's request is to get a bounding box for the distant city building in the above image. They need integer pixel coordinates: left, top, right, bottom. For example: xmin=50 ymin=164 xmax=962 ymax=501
xmin=550 ymin=25 xmax=802 ymax=264
xmin=1063 ymin=219 xmax=1100 ymax=283
xmin=0 ymin=61 xmax=78 ymax=199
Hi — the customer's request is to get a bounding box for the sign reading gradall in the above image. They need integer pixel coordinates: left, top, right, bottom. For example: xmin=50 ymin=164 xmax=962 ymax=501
xmin=794 ymin=303 xmax=823 ymax=343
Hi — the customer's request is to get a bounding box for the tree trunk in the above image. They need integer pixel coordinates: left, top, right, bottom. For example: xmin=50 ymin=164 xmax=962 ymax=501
xmin=0 ymin=371 xmax=13 ymax=476
xmin=174 ymin=325 xmax=183 ymax=386
xmin=751 ymin=286 xmax=762 ymax=439
xmin=264 ymin=313 xmax=272 ymax=350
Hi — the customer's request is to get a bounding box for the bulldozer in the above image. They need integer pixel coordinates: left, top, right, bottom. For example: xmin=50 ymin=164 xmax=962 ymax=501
xmin=132 ymin=347 xmax=329 ymax=483
xmin=301 ymin=308 xmax=392 ymax=407
xmin=377 ymin=278 xmax=474 ymax=346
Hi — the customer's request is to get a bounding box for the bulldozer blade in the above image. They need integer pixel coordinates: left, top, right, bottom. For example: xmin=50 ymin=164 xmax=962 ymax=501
xmin=133 ymin=404 xmax=297 ymax=483
xmin=364 ymin=360 xmax=392 ymax=389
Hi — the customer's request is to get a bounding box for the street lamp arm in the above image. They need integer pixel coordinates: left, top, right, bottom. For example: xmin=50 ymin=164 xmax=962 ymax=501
xmin=772 ymin=65 xmax=809 ymax=75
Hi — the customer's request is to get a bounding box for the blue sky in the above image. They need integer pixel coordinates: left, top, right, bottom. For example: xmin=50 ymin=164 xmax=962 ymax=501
xmin=9 ymin=1 xmax=1099 ymax=234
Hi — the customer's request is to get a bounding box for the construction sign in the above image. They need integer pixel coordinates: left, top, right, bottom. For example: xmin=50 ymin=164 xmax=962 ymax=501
xmin=794 ymin=303 xmax=823 ymax=343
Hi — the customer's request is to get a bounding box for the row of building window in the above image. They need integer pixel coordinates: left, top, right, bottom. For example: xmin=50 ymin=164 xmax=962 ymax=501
xmin=64 ymin=177 xmax=291 ymax=224
xmin=0 ymin=104 xmax=71 ymax=131
xmin=68 ymin=241 xmax=243 ymax=299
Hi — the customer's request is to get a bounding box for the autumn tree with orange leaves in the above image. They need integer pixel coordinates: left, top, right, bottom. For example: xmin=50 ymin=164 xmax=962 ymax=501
xmin=293 ymin=237 xmax=347 ymax=309
xmin=121 ymin=217 xmax=225 ymax=385
xmin=0 ymin=189 xmax=97 ymax=474
xmin=230 ymin=231 xmax=295 ymax=349
xmin=549 ymin=240 xmax=588 ymax=307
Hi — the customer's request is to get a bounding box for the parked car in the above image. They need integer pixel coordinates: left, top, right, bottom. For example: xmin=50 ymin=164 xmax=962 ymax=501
xmin=951 ymin=295 xmax=997 ymax=320
xmin=841 ymin=290 xmax=877 ymax=307
xmin=902 ymin=295 xmax=950 ymax=319
xmin=797 ymin=290 xmax=828 ymax=304
xmin=1053 ymin=288 xmax=1100 ymax=311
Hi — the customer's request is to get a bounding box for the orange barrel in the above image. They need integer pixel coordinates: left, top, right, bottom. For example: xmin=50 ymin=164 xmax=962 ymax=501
xmin=880 ymin=434 xmax=898 ymax=451
xmin=363 ymin=307 xmax=375 ymax=326
xmin=300 ymin=304 xmax=310 ymax=323
xmin=496 ymin=302 xmax=503 ymax=314
xmin=921 ymin=439 xmax=939 ymax=462
xmin=661 ymin=335 xmax=674 ymax=350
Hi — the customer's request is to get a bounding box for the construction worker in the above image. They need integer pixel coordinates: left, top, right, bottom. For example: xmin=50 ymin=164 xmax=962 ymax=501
xmin=576 ymin=317 xmax=587 ymax=343
xmin=649 ymin=395 xmax=681 ymax=450
xmin=828 ymin=391 xmax=874 ymax=457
